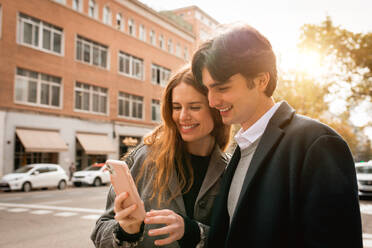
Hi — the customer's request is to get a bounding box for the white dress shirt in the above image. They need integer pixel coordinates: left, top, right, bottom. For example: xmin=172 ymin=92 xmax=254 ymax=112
xmin=234 ymin=102 xmax=281 ymax=150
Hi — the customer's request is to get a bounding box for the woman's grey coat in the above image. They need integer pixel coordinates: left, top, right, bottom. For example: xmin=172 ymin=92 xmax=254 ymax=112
xmin=91 ymin=144 xmax=229 ymax=248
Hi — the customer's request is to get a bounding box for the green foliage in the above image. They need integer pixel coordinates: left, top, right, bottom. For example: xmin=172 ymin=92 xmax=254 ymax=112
xmin=298 ymin=16 xmax=372 ymax=102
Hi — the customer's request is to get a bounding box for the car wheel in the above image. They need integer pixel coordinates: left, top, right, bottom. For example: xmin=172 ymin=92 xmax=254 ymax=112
xmin=22 ymin=182 xmax=32 ymax=192
xmin=93 ymin=178 xmax=102 ymax=187
xmin=58 ymin=180 xmax=67 ymax=190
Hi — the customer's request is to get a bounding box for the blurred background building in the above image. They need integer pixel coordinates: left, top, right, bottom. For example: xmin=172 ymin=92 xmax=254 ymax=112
xmin=0 ymin=0 xmax=219 ymax=175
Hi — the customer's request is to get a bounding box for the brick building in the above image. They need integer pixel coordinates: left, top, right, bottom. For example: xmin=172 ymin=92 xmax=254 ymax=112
xmin=0 ymin=0 xmax=218 ymax=175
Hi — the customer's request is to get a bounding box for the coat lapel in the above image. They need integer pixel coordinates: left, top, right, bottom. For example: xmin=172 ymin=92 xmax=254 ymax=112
xmin=196 ymin=146 xmax=227 ymax=204
xmin=232 ymin=101 xmax=295 ymax=221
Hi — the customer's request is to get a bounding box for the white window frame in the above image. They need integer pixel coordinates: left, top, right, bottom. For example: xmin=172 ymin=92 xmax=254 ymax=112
xmin=176 ymin=43 xmax=181 ymax=57
xmin=151 ymin=64 xmax=171 ymax=87
xmin=159 ymin=34 xmax=164 ymax=49
xmin=184 ymin=46 xmax=189 ymax=61
xmin=118 ymin=51 xmax=144 ymax=80
xmin=88 ymin=0 xmax=98 ymax=19
xmin=116 ymin=13 xmax=123 ymax=31
xmin=14 ymin=67 xmax=63 ymax=109
xmin=128 ymin=18 xmax=136 ymax=36
xmin=167 ymin=38 xmax=173 ymax=54
xmin=118 ymin=92 xmax=144 ymax=120
xmin=74 ymin=82 xmax=108 ymax=115
xmin=150 ymin=29 xmax=156 ymax=45
xmin=17 ymin=13 xmax=64 ymax=56
xmin=76 ymin=35 xmax=109 ymax=69
xmin=151 ymin=99 xmax=161 ymax=122
xmin=139 ymin=24 xmax=146 ymax=42
xmin=72 ymin=0 xmax=82 ymax=12
xmin=103 ymin=5 xmax=112 ymax=25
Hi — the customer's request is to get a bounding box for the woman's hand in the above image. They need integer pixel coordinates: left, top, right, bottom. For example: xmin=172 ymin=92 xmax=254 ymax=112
xmin=114 ymin=192 xmax=144 ymax=234
xmin=144 ymin=209 xmax=185 ymax=246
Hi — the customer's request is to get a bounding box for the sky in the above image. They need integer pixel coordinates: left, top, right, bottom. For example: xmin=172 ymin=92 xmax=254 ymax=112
xmin=140 ymin=0 xmax=372 ymax=52
xmin=140 ymin=0 xmax=372 ymax=140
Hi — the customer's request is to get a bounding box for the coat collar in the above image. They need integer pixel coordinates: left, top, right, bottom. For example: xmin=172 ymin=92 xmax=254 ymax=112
xmin=167 ymin=145 xmax=227 ymax=215
xmin=230 ymin=101 xmax=295 ymax=222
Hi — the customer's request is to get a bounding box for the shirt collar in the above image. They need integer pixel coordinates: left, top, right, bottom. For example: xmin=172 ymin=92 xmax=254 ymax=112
xmin=235 ymin=102 xmax=281 ymax=150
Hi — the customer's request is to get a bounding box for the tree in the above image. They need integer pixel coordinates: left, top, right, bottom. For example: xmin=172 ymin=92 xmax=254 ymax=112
xmin=297 ymin=16 xmax=371 ymax=158
xmin=274 ymin=75 xmax=359 ymax=155
xmin=298 ymin=16 xmax=372 ymax=103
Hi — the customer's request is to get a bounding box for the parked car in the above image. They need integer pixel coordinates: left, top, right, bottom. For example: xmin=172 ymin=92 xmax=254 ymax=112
xmin=356 ymin=161 xmax=372 ymax=195
xmin=72 ymin=163 xmax=110 ymax=187
xmin=0 ymin=164 xmax=68 ymax=192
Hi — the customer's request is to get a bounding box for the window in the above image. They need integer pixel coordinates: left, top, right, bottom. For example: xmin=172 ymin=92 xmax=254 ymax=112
xmin=18 ymin=13 xmax=63 ymax=55
xmin=128 ymin=19 xmax=135 ymax=36
xmin=118 ymin=92 xmax=143 ymax=119
xmin=159 ymin=34 xmax=164 ymax=49
xmin=150 ymin=30 xmax=156 ymax=45
xmin=139 ymin=24 xmax=146 ymax=41
xmin=15 ymin=67 xmax=62 ymax=108
xmin=72 ymin=0 xmax=82 ymax=12
xmin=151 ymin=99 xmax=161 ymax=122
xmin=167 ymin=38 xmax=173 ymax=53
xmin=89 ymin=0 xmax=97 ymax=19
xmin=118 ymin=52 xmax=144 ymax=80
xmin=75 ymin=82 xmax=107 ymax=114
xmin=76 ymin=35 xmax=108 ymax=69
xmin=151 ymin=64 xmax=171 ymax=87
xmin=116 ymin=13 xmax=123 ymax=31
xmin=103 ymin=6 xmax=111 ymax=25
xmin=184 ymin=46 xmax=189 ymax=61
xmin=176 ymin=43 xmax=181 ymax=57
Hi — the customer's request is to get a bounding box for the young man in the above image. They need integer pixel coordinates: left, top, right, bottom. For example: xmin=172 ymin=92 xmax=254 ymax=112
xmin=192 ymin=24 xmax=362 ymax=248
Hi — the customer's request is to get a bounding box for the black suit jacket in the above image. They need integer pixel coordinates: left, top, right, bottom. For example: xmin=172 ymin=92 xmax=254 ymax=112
xmin=207 ymin=101 xmax=362 ymax=248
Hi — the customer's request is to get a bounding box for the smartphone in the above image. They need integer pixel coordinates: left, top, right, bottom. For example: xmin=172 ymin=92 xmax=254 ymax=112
xmin=105 ymin=159 xmax=146 ymax=220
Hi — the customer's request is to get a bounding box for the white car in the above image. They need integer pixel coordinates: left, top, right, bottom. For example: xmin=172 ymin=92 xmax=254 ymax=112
xmin=72 ymin=163 xmax=110 ymax=187
xmin=0 ymin=164 xmax=69 ymax=192
xmin=356 ymin=161 xmax=372 ymax=195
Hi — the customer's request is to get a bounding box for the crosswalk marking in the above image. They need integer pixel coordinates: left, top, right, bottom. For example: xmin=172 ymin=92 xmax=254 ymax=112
xmin=364 ymin=233 xmax=372 ymax=248
xmin=364 ymin=233 xmax=372 ymax=239
xmin=81 ymin=214 xmax=101 ymax=220
xmin=0 ymin=202 xmax=103 ymax=220
xmin=0 ymin=202 xmax=104 ymax=213
xmin=54 ymin=212 xmax=78 ymax=217
xmin=7 ymin=208 xmax=28 ymax=212
xmin=30 ymin=210 xmax=53 ymax=215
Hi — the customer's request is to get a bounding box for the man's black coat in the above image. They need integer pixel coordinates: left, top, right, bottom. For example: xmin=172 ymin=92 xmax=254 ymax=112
xmin=207 ymin=101 xmax=362 ymax=248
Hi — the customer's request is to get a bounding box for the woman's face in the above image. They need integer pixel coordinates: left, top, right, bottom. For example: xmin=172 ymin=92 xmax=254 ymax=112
xmin=171 ymin=82 xmax=214 ymax=145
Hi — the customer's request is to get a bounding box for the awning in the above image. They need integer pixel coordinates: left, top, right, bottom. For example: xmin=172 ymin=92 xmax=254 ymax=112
xmin=16 ymin=128 xmax=68 ymax=153
xmin=76 ymin=133 xmax=116 ymax=155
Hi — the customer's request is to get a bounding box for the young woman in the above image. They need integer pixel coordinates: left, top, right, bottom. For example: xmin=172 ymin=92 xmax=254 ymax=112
xmin=91 ymin=66 xmax=231 ymax=248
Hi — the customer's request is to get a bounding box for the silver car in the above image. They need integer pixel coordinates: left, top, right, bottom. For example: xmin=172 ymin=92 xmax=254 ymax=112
xmin=356 ymin=161 xmax=372 ymax=195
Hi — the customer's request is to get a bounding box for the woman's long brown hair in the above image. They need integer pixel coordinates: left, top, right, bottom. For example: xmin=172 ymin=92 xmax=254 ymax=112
xmin=137 ymin=66 xmax=230 ymax=206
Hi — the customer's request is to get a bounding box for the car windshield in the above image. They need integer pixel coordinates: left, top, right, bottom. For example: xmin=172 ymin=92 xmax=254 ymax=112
xmin=85 ymin=165 xmax=103 ymax=171
xmin=14 ymin=166 xmax=34 ymax=173
xmin=356 ymin=166 xmax=372 ymax=174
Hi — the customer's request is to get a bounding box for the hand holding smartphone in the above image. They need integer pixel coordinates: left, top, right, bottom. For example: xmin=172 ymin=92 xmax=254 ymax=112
xmin=105 ymin=159 xmax=146 ymax=220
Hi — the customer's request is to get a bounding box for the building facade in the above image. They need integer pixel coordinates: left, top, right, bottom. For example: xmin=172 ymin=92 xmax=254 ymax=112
xmin=0 ymin=0 xmax=217 ymax=175
xmin=171 ymin=5 xmax=219 ymax=47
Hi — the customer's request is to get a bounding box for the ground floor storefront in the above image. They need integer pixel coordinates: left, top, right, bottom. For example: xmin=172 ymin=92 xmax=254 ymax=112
xmin=0 ymin=110 xmax=153 ymax=176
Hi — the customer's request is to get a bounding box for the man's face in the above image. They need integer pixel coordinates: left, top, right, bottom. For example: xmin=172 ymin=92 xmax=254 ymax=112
xmin=202 ymin=68 xmax=268 ymax=130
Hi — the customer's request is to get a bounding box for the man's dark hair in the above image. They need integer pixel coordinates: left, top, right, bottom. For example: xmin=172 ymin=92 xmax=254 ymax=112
xmin=192 ymin=23 xmax=277 ymax=97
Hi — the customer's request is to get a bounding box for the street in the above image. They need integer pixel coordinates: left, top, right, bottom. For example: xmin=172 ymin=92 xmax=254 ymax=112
xmin=1 ymin=187 xmax=372 ymax=247
xmin=0 ymin=186 xmax=110 ymax=248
